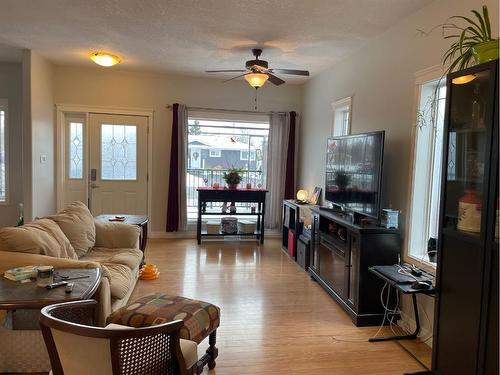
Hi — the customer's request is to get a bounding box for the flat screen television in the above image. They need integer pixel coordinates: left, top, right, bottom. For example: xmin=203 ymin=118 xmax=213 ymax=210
xmin=325 ymin=131 xmax=385 ymax=219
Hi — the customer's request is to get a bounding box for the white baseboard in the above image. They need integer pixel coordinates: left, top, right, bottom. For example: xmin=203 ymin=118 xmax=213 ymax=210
xmin=398 ymin=305 xmax=434 ymax=347
xmin=149 ymin=230 xmax=281 ymax=239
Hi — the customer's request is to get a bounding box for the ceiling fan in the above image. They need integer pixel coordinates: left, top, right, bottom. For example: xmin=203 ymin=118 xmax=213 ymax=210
xmin=206 ymin=48 xmax=310 ymax=89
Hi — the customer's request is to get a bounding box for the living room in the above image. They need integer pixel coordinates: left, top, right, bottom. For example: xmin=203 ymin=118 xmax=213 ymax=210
xmin=0 ymin=0 xmax=498 ymax=374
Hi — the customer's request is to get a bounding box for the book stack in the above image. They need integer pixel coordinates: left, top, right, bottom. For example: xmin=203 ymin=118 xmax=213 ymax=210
xmin=4 ymin=266 xmax=36 ymax=281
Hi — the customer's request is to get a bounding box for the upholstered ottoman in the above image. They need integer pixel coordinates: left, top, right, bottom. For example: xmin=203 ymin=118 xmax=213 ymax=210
xmin=107 ymin=293 xmax=220 ymax=374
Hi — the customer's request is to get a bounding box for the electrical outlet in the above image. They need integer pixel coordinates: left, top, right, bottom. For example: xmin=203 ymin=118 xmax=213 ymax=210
xmin=40 ymin=155 xmax=47 ymax=164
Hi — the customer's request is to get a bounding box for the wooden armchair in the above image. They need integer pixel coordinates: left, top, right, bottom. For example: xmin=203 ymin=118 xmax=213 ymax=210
xmin=39 ymin=300 xmax=194 ymax=375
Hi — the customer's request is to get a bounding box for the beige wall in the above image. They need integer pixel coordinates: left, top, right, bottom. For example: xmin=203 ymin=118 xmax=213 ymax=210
xmin=0 ymin=63 xmax=22 ymax=226
xmin=298 ymin=0 xmax=499 ymax=344
xmin=53 ymin=66 xmax=302 ymax=232
xmin=29 ymin=51 xmax=56 ymax=219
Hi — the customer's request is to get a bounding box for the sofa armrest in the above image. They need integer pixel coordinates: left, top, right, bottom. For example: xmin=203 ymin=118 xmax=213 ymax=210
xmin=94 ymin=221 xmax=141 ymax=249
xmin=0 ymin=251 xmax=101 ymax=274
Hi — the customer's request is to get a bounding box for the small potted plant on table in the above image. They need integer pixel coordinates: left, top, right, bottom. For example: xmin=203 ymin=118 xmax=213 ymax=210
xmin=223 ymin=167 xmax=244 ymax=189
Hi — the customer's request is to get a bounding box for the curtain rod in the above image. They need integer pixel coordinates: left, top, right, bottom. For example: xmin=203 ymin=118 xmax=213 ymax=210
xmin=165 ymin=104 xmax=287 ymax=116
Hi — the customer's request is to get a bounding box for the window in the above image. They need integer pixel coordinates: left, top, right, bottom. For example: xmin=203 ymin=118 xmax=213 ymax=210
xmin=101 ymin=124 xmax=137 ymax=180
xmin=68 ymin=121 xmax=84 ymax=179
xmin=332 ymin=97 xmax=352 ymax=136
xmin=408 ymin=76 xmax=447 ymax=265
xmin=0 ymin=100 xmax=7 ymax=202
xmin=209 ymin=149 xmax=221 ymax=157
xmin=240 ymin=150 xmax=254 ymax=160
xmin=186 ymin=111 xmax=270 ymax=220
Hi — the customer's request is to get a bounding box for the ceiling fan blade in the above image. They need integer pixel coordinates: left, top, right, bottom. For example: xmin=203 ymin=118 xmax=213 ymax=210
xmin=223 ymin=73 xmax=247 ymax=83
xmin=270 ymin=68 xmax=310 ymax=76
xmin=266 ymin=73 xmax=285 ymax=86
xmin=205 ymin=69 xmax=247 ymax=73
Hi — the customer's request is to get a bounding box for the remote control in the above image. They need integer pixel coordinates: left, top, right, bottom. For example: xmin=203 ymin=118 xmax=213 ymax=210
xmin=45 ymin=281 xmax=68 ymax=290
xmin=65 ymin=282 xmax=74 ymax=294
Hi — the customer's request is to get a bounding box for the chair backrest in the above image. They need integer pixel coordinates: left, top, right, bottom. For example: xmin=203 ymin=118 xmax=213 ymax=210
xmin=39 ymin=300 xmax=187 ymax=375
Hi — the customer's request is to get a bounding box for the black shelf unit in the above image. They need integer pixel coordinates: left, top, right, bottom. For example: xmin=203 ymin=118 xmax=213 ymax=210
xmin=432 ymin=60 xmax=499 ymax=375
xmin=309 ymin=207 xmax=400 ymax=326
xmin=196 ymin=188 xmax=267 ymax=244
xmin=282 ymin=200 xmax=315 ymax=259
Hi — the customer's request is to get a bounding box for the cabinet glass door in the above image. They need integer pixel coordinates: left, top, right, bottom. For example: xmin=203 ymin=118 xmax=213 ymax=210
xmin=443 ymin=67 xmax=494 ymax=240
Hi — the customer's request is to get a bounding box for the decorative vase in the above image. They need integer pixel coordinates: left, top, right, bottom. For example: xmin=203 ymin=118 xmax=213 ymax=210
xmin=228 ymin=183 xmax=238 ymax=190
xmin=457 ymin=189 xmax=482 ymax=233
xmin=472 ymin=40 xmax=499 ymax=64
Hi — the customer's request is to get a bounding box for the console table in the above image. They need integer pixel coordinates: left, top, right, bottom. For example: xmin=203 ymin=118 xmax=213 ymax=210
xmin=196 ymin=187 xmax=268 ymax=244
xmin=309 ymin=207 xmax=400 ymax=326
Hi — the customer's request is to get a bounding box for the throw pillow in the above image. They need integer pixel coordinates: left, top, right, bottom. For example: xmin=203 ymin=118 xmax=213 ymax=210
xmin=0 ymin=218 xmax=78 ymax=259
xmin=45 ymin=201 xmax=96 ymax=257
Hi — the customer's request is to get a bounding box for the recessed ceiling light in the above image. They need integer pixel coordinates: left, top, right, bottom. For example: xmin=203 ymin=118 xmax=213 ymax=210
xmin=90 ymin=52 xmax=121 ymax=67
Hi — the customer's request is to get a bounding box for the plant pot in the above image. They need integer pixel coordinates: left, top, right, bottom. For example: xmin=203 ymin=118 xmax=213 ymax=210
xmin=227 ymin=183 xmax=238 ymax=190
xmin=472 ymin=40 xmax=499 ymax=64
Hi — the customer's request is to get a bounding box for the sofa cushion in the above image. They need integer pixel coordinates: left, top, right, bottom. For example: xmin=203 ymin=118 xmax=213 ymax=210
xmin=0 ymin=219 xmax=78 ymax=259
xmin=94 ymin=221 xmax=141 ymax=249
xmin=101 ymin=263 xmax=134 ymax=300
xmin=45 ymin=201 xmax=95 ymax=257
xmin=81 ymin=247 xmax=143 ymax=271
xmin=80 ymin=247 xmax=141 ymax=300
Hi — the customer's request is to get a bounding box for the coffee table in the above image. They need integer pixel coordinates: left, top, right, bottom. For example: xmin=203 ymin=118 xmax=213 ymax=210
xmin=95 ymin=214 xmax=148 ymax=264
xmin=0 ymin=268 xmax=101 ymax=310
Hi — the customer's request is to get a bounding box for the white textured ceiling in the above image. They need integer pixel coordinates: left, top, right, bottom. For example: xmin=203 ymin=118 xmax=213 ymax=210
xmin=0 ymin=0 xmax=432 ymax=83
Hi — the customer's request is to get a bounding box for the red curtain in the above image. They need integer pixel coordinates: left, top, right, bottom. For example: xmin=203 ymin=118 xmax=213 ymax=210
xmin=166 ymin=103 xmax=179 ymax=231
xmin=284 ymin=111 xmax=296 ymax=199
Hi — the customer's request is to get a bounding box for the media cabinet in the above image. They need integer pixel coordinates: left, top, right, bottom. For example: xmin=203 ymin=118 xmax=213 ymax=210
xmin=309 ymin=207 xmax=400 ymax=326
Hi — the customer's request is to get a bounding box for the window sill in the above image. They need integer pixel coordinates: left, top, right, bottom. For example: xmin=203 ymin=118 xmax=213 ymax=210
xmin=405 ymin=253 xmax=437 ymax=275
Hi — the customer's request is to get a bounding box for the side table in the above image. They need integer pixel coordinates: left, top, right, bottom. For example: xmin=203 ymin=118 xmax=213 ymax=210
xmin=95 ymin=214 xmax=149 ymax=264
xmin=0 ymin=268 xmax=101 ymax=310
xmin=0 ymin=268 xmax=101 ymax=373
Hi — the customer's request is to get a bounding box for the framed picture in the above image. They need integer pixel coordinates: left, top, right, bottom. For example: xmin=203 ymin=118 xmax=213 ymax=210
xmin=310 ymin=187 xmax=322 ymax=205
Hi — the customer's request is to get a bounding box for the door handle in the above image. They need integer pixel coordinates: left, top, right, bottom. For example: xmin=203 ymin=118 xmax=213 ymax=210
xmin=90 ymin=183 xmax=100 ymax=189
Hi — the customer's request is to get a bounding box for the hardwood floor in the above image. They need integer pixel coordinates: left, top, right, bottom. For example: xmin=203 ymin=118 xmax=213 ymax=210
xmin=131 ymin=238 xmax=431 ymax=375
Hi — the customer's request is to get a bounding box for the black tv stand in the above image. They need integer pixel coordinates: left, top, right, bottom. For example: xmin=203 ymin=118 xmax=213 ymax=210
xmin=309 ymin=206 xmax=401 ymax=326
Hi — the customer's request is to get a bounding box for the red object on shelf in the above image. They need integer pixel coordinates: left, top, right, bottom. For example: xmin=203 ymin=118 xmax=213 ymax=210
xmin=288 ymin=230 xmax=296 ymax=257
xmin=459 ymin=189 xmax=482 ymax=208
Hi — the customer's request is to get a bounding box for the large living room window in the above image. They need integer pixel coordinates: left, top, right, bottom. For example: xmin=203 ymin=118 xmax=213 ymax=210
xmin=186 ymin=111 xmax=270 ymax=220
xmin=407 ymin=74 xmax=447 ymax=265
xmin=0 ymin=100 xmax=7 ymax=202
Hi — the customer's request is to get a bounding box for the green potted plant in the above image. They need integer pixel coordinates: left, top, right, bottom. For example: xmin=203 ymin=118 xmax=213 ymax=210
xmin=223 ymin=167 xmax=244 ymax=189
xmin=420 ymin=5 xmax=499 ymax=74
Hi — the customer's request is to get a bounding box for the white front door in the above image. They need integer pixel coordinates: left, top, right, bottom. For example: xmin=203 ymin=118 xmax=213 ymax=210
xmin=88 ymin=113 xmax=148 ymax=215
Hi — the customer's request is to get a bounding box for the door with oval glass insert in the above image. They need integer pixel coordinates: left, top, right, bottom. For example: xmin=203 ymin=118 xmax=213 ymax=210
xmin=88 ymin=113 xmax=148 ymax=215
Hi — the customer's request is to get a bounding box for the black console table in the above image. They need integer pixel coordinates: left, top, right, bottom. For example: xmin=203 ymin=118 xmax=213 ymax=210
xmin=309 ymin=207 xmax=400 ymax=326
xmin=196 ymin=187 xmax=268 ymax=244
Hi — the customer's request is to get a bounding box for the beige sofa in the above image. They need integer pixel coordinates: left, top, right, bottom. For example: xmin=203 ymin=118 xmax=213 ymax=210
xmin=0 ymin=201 xmax=143 ymax=373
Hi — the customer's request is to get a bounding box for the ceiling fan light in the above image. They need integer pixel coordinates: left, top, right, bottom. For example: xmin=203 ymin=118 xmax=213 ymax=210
xmin=244 ymin=73 xmax=268 ymax=88
xmin=90 ymin=52 xmax=121 ymax=67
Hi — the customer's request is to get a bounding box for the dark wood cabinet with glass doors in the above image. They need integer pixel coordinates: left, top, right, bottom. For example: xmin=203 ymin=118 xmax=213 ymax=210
xmin=432 ymin=60 xmax=498 ymax=375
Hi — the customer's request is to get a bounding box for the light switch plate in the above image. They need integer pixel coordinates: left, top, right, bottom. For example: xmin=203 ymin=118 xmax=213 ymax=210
xmin=40 ymin=155 xmax=47 ymax=164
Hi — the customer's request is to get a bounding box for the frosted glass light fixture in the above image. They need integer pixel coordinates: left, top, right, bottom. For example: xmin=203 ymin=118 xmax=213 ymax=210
xmin=244 ymin=73 xmax=269 ymax=88
xmin=90 ymin=52 xmax=121 ymax=67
